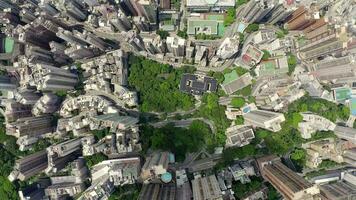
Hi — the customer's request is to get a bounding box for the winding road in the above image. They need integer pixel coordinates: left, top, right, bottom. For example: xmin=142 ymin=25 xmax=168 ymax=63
xmin=149 ymin=117 xmax=217 ymax=134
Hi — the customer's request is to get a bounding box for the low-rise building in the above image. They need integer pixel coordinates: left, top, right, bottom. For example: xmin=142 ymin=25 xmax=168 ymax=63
xmin=9 ymin=150 xmax=48 ymax=181
xmin=240 ymin=44 xmax=264 ymax=67
xmin=298 ymin=113 xmax=336 ymax=139
xmin=91 ymin=157 xmax=141 ymax=186
xmin=180 ymin=74 xmax=217 ymax=95
xmin=221 ymin=72 xmax=252 ymax=95
xmin=225 ymin=125 xmax=255 ymax=148
xmin=186 ymin=0 xmax=235 ymax=12
xmin=192 ymin=175 xmax=222 ymax=200
xmin=303 ymin=138 xmax=346 ymax=168
xmin=244 ymin=109 xmax=285 ymax=132
xmin=141 ymin=152 xmax=173 ymax=183
xmin=257 ymin=155 xmax=320 ymax=200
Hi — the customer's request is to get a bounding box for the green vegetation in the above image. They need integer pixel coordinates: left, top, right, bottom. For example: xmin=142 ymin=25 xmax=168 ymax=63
xmin=92 ymin=128 xmax=111 ymax=140
xmin=235 ymin=116 xmax=244 ymax=125
xmin=171 ymin=0 xmax=181 ymax=10
xmin=305 ymin=131 xmax=336 ymax=142
xmin=276 ymin=28 xmax=289 ymax=39
xmin=0 ymin=176 xmax=19 ymax=200
xmin=305 ymin=169 xmax=326 ymax=179
xmin=73 ymin=64 xmax=85 ymax=97
xmin=245 ymin=23 xmax=259 ymax=33
xmin=234 ymin=66 xmax=249 ymax=76
xmin=224 ymin=8 xmax=236 ymax=26
xmin=84 ymin=153 xmax=108 ymax=168
xmin=291 ymin=148 xmax=306 ymax=170
xmin=231 ymin=97 xmax=246 ymax=108
xmin=232 ymin=176 xmax=263 ymax=199
xmin=109 ymin=184 xmax=140 ymax=200
xmin=207 ymin=71 xmax=224 ymax=84
xmin=267 ymin=183 xmax=280 ymax=200
xmin=255 ymin=95 xmax=350 ymax=155
xmin=287 ymin=53 xmax=298 ymax=75
xmin=219 ymin=144 xmax=257 ymax=167
xmin=177 ymin=28 xmax=188 ymax=39
xmin=262 ymin=50 xmax=271 ymax=61
xmin=239 ymin=32 xmax=245 ymax=44
xmin=140 ymin=120 xmax=214 ymax=161
xmin=156 ymin=29 xmax=169 ymax=39
xmin=128 ymin=55 xmax=195 ymax=113
xmin=195 ymin=33 xmax=221 ymax=40
xmin=236 ymin=0 xmax=249 ymax=6
xmin=194 ymin=93 xmax=231 ymax=144
xmin=319 ymin=160 xmax=341 ymax=169
xmin=234 ymin=85 xmax=252 ymax=97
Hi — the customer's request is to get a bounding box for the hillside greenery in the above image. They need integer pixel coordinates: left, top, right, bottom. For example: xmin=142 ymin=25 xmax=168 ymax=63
xmin=128 ymin=55 xmax=195 ymax=113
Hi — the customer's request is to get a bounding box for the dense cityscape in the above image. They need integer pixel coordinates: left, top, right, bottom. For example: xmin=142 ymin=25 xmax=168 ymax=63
xmin=0 ymin=0 xmax=355 ymax=199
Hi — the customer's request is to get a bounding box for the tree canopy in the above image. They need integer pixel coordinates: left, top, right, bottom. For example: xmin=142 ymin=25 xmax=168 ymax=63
xmin=245 ymin=23 xmax=259 ymax=33
xmin=224 ymin=8 xmax=236 ymax=26
xmin=231 ymin=97 xmax=246 ymax=108
xmin=141 ymin=120 xmax=214 ymax=161
xmin=128 ymin=55 xmax=195 ymax=113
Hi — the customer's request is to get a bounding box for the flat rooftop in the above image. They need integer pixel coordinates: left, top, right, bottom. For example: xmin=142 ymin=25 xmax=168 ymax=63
xmin=180 ymin=74 xmax=218 ymax=95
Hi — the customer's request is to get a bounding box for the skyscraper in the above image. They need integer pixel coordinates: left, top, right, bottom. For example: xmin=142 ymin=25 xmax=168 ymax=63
xmin=9 ymin=150 xmax=48 ymax=181
xmin=257 ymin=155 xmax=320 ymax=200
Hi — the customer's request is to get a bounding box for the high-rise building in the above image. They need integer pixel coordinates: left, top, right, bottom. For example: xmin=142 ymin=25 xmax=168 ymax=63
xmin=286 ymin=6 xmax=316 ymax=30
xmin=243 ymin=109 xmax=285 ymax=132
xmin=46 ymin=138 xmax=82 ymax=174
xmin=138 ymin=183 xmax=176 ymax=200
xmin=166 ymin=36 xmax=186 ymax=57
xmin=137 ymin=0 xmax=158 ymax=24
xmin=191 ymin=175 xmax=222 ymax=200
xmin=237 ymin=0 xmax=274 ymax=23
xmin=319 ymin=181 xmax=356 ymax=200
xmin=141 ymin=152 xmax=170 ymax=182
xmin=6 ymin=115 xmax=54 ymax=138
xmin=91 ymin=157 xmax=141 ymax=186
xmin=1 ymin=100 xmax=32 ymax=122
xmin=265 ymin=2 xmax=294 ymax=24
xmin=257 ymin=155 xmax=320 ymax=200
xmin=30 ymin=64 xmax=78 ymax=91
xmin=225 ymin=125 xmax=255 ymax=148
xmin=308 ymin=55 xmax=356 ymax=81
xmin=0 ymin=75 xmax=17 ymax=90
xmin=32 ymin=93 xmax=61 ymax=116
xmin=299 ymin=26 xmax=349 ymax=60
xmin=9 ymin=150 xmax=48 ymax=181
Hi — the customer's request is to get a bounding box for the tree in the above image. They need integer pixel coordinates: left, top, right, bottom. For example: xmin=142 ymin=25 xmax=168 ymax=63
xmin=177 ymin=28 xmax=188 ymax=39
xmin=84 ymin=153 xmax=108 ymax=168
xmin=141 ymin=120 xmax=214 ymax=161
xmin=156 ymin=29 xmax=169 ymax=39
xmin=236 ymin=0 xmax=249 ymax=6
xmin=245 ymin=23 xmax=259 ymax=33
xmin=109 ymin=185 xmax=140 ymax=200
xmin=235 ymin=85 xmax=252 ymax=96
xmin=232 ymin=176 xmax=263 ymax=199
xmin=224 ymin=8 xmax=236 ymax=26
xmin=195 ymin=93 xmax=231 ymax=146
xmin=235 ymin=116 xmax=244 ymax=125
xmin=0 ymin=176 xmax=19 ymax=200
xmin=128 ymin=55 xmax=195 ymax=113
xmin=231 ymin=97 xmax=245 ymax=108
xmin=287 ymin=53 xmax=297 ymax=75
xmin=262 ymin=50 xmax=271 ymax=61
xmin=235 ymin=66 xmax=249 ymax=76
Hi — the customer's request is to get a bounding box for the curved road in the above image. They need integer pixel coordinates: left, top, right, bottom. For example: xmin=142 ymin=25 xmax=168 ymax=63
xmin=149 ymin=117 xmax=217 ymax=134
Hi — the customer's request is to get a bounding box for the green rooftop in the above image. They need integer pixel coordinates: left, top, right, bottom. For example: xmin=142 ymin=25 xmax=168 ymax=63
xmin=335 ymin=88 xmax=351 ymax=101
xmin=187 ymin=18 xmax=225 ymax=36
xmin=223 ymin=70 xmax=239 ymax=84
xmin=4 ymin=37 xmax=14 ymax=53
